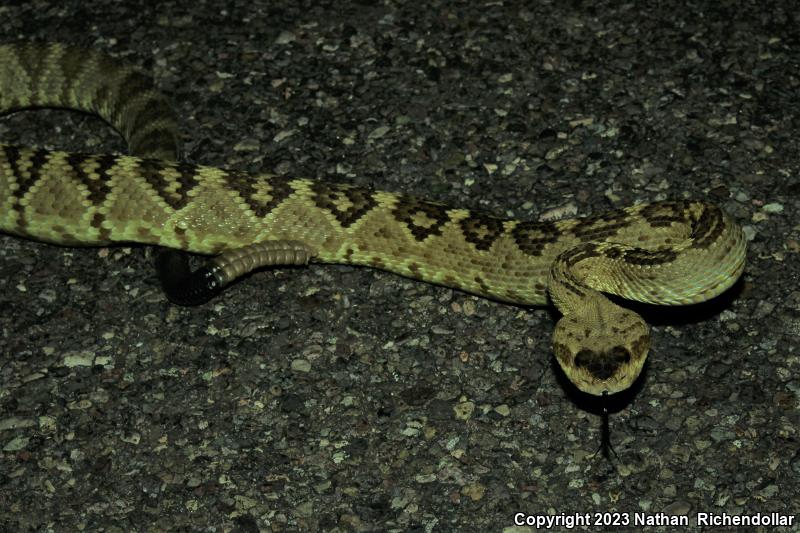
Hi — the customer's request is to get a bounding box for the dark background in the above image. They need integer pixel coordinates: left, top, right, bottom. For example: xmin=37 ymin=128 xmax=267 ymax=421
xmin=1 ymin=1 xmax=798 ymax=531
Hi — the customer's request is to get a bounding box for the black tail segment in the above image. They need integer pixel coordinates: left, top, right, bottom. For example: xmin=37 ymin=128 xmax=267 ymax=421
xmin=156 ymin=241 xmax=314 ymax=306
xmin=156 ymin=250 xmax=223 ymax=306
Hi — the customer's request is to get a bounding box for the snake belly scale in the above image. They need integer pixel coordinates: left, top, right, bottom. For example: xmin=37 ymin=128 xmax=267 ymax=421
xmin=0 ymin=43 xmax=747 ymax=396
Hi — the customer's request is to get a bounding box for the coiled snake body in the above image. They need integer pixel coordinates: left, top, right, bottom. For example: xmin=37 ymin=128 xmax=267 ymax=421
xmin=0 ymin=43 xmax=747 ymax=396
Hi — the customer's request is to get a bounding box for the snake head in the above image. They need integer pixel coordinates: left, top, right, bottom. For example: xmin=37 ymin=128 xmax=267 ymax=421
xmin=552 ymin=301 xmax=650 ymax=396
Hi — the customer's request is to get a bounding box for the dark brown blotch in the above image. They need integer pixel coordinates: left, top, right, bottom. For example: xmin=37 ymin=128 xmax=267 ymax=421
xmin=2 ymin=145 xmax=23 ymax=179
xmin=691 ymin=205 xmax=725 ymax=249
xmin=392 ymin=197 xmax=451 ymax=241
xmin=137 ymin=158 xmax=199 ymax=210
xmin=570 ymin=210 xmax=629 ymax=242
xmin=553 ymin=275 xmax=585 ymax=298
xmin=23 ymin=148 xmax=49 ymax=194
xmin=66 ymin=153 xmax=112 ymax=204
xmin=312 ymin=181 xmax=378 ymax=228
xmin=601 ymin=246 xmax=623 ymax=259
xmin=459 ymin=213 xmax=504 ymax=251
xmin=473 ymin=275 xmax=491 ymax=295
xmin=563 ymin=242 xmax=602 ymax=267
xmin=639 ymin=201 xmax=691 ymax=228
xmin=511 ymin=219 xmax=561 ymax=257
xmin=91 ymin=212 xmax=111 ymax=240
xmin=223 ymin=170 xmax=294 ymax=218
xmin=621 ymin=248 xmax=678 ymax=266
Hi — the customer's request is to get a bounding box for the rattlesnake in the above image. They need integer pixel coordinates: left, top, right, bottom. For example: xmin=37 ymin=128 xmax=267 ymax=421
xmin=0 ymin=43 xmax=747 ymax=396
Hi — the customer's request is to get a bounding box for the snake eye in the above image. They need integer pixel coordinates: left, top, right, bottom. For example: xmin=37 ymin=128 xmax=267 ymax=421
xmin=574 ymin=347 xmax=631 ymax=380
